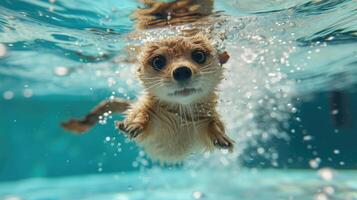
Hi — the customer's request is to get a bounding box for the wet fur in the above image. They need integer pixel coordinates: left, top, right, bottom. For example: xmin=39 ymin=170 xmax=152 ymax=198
xmin=116 ymin=34 xmax=234 ymax=162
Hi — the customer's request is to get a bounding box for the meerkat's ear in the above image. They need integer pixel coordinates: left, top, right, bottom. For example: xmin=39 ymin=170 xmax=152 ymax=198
xmin=218 ymin=51 xmax=230 ymax=64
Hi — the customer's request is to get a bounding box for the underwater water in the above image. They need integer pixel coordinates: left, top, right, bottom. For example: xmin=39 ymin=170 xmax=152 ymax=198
xmin=0 ymin=0 xmax=357 ymax=199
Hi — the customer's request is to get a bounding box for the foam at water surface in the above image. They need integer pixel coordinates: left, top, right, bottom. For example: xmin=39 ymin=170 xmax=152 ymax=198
xmin=1 ymin=0 xmax=356 ymax=96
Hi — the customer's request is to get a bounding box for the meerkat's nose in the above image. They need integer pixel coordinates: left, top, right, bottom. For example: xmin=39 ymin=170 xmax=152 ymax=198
xmin=173 ymin=66 xmax=192 ymax=81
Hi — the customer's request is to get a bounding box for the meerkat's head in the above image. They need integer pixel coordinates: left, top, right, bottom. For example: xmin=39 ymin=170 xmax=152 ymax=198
xmin=137 ymin=34 xmax=229 ymax=105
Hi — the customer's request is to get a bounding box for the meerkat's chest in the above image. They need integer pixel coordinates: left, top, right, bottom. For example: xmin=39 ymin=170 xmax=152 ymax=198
xmin=138 ymin=111 xmax=210 ymax=162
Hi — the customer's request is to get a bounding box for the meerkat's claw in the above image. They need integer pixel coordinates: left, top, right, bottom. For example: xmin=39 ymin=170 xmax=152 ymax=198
xmin=116 ymin=121 xmax=125 ymax=130
xmin=115 ymin=121 xmax=143 ymax=139
xmin=213 ymin=135 xmax=235 ymax=152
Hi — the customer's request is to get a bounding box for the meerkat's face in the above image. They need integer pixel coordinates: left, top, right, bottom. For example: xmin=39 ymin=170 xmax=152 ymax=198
xmin=138 ymin=34 xmax=229 ymax=105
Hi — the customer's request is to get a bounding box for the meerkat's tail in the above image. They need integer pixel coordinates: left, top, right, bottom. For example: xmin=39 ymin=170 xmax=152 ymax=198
xmin=61 ymin=98 xmax=131 ymax=134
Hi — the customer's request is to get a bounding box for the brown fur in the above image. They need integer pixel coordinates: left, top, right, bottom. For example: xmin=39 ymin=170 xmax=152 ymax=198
xmin=115 ymin=34 xmax=233 ymax=162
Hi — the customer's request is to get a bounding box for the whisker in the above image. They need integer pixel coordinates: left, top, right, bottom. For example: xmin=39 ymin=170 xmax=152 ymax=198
xmin=199 ymin=69 xmax=221 ymax=75
xmin=199 ymin=61 xmax=214 ymax=70
xmin=145 ymin=81 xmax=164 ymax=90
xmin=188 ymin=105 xmax=197 ymax=133
xmin=179 ymin=105 xmax=183 ymax=125
xmin=140 ymin=77 xmax=162 ymax=80
xmin=143 ymin=78 xmax=162 ymax=83
xmin=147 ymin=82 xmax=164 ymax=90
xmin=144 ymin=80 xmax=162 ymax=86
xmin=183 ymin=106 xmax=189 ymax=130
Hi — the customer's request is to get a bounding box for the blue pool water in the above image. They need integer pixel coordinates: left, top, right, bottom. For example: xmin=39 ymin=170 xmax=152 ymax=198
xmin=1 ymin=169 xmax=357 ymax=200
xmin=1 ymin=0 xmax=357 ymax=199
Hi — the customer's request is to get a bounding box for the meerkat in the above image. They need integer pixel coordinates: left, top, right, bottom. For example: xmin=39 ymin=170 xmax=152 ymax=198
xmin=62 ymin=0 xmax=234 ymax=162
xmin=63 ymin=34 xmax=234 ymax=162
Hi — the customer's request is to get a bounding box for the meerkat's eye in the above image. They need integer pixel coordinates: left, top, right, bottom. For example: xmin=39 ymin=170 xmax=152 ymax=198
xmin=151 ymin=55 xmax=166 ymax=71
xmin=191 ymin=50 xmax=206 ymax=64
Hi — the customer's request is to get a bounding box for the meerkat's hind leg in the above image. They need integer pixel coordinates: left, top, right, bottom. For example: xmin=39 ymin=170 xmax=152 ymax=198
xmin=208 ymin=119 xmax=235 ymax=152
xmin=61 ymin=98 xmax=131 ymax=133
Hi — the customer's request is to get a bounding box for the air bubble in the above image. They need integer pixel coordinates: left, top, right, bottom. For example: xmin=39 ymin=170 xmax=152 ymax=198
xmin=326 ymin=36 xmax=334 ymax=41
xmin=126 ymin=79 xmax=133 ymax=85
xmin=303 ymin=135 xmax=313 ymax=141
xmin=241 ymin=48 xmax=257 ymax=64
xmin=167 ymin=12 xmax=172 ymax=21
xmin=323 ymin=186 xmax=335 ymax=195
xmin=291 ymin=107 xmax=297 ymax=113
xmin=132 ymin=161 xmax=139 ymax=168
xmin=309 ymin=158 xmax=320 ymax=169
xmin=220 ymin=149 xmax=229 ymax=154
xmin=331 ymin=109 xmax=339 ymax=115
xmin=257 ymin=147 xmax=265 ymax=154
xmin=333 ymin=149 xmax=340 ymax=154
xmin=54 ymin=66 xmax=69 ymax=76
xmin=317 ymin=168 xmax=334 ymax=181
xmin=192 ymin=191 xmax=204 ymax=199
xmin=0 ymin=43 xmax=7 ymax=57
xmin=23 ymin=89 xmax=33 ymax=98
xmin=118 ymin=87 xmax=125 ymax=94
xmin=107 ymin=78 xmax=116 ymax=87
xmin=139 ymin=151 xmax=145 ymax=157
xmin=314 ymin=193 xmax=328 ymax=200
xmin=3 ymin=91 xmax=14 ymax=100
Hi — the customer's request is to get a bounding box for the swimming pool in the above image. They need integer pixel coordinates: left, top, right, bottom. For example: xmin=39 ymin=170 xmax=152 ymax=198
xmin=0 ymin=0 xmax=357 ymax=199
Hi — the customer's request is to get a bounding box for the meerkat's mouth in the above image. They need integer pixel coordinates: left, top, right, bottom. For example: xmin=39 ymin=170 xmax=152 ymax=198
xmin=169 ymin=88 xmax=202 ymax=97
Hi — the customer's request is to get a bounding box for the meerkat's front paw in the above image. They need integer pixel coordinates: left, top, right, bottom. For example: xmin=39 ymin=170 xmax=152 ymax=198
xmin=212 ymin=135 xmax=235 ymax=152
xmin=115 ymin=121 xmax=143 ymax=139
